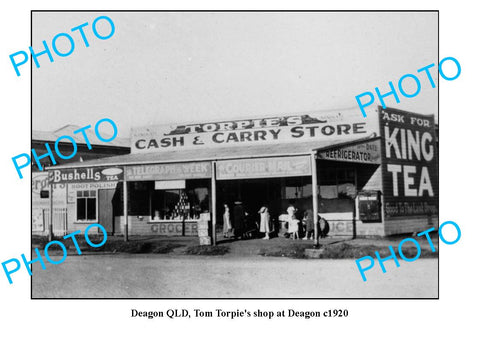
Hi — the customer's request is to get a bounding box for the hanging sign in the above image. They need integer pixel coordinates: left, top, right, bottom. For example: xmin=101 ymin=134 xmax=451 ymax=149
xmin=125 ymin=162 xmax=212 ymax=181
xmin=317 ymin=139 xmax=381 ymax=164
xmin=49 ymin=167 xmax=123 ymax=184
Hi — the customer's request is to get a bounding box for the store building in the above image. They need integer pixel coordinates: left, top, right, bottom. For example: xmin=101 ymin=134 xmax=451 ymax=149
xmin=43 ymin=106 xmax=438 ymax=240
xmin=32 ymin=125 xmax=130 ymax=235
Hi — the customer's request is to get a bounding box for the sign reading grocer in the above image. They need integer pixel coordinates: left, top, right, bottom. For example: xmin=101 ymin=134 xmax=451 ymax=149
xmin=131 ymin=109 xmax=379 ymax=153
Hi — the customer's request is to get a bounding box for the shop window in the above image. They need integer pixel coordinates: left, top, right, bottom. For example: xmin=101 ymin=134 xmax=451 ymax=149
xmin=319 ymin=166 xmax=356 ymax=199
xmin=150 ymin=180 xmax=209 ymax=221
xmin=337 ymin=167 xmax=356 ymax=198
xmin=128 ymin=182 xmax=150 ymax=216
xmin=76 ymin=190 xmax=97 ymax=221
xmin=283 ymin=177 xmax=312 ymax=200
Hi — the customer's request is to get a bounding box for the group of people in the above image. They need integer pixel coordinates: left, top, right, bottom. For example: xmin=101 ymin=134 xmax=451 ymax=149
xmin=222 ymin=201 xmax=272 ymax=240
xmin=222 ymin=202 xmax=329 ymax=241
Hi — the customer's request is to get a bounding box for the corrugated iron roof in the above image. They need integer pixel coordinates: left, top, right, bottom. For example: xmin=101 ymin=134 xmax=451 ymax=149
xmin=47 ymin=137 xmax=376 ymax=170
xmin=33 ymin=124 xmax=130 ymax=148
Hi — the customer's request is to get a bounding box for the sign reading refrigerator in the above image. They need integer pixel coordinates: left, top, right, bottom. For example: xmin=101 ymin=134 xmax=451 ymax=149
xmin=379 ymin=107 xmax=438 ymax=218
xmin=317 ymin=138 xmax=381 ymax=164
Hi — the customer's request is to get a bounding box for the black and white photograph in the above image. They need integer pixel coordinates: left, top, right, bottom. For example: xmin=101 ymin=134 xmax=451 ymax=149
xmin=1 ymin=1 xmax=479 ymax=339
xmin=30 ymin=11 xmax=439 ymax=298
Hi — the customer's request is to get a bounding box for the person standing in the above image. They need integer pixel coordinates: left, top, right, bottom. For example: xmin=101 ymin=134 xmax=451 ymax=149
xmin=319 ymin=216 xmax=330 ymax=238
xmin=302 ymin=209 xmax=314 ymax=240
xmin=233 ymin=201 xmax=246 ymax=239
xmin=288 ymin=218 xmax=300 ymax=240
xmin=258 ymin=206 xmax=271 ymax=240
xmin=223 ymin=203 xmax=232 ymax=238
xmin=286 ymin=203 xmax=297 ymax=238
xmin=287 ymin=204 xmax=296 ymax=220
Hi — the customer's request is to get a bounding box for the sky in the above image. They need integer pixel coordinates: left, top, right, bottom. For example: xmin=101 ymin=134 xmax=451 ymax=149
xmin=32 ymin=11 xmax=438 ymax=139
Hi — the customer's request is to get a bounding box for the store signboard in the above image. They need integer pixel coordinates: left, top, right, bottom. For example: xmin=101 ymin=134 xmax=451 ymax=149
xmin=317 ymin=139 xmax=381 ymax=164
xmin=149 ymin=222 xmax=198 ymax=236
xmin=379 ymin=107 xmax=438 ymax=218
xmin=125 ymin=162 xmax=212 ymax=181
xmin=67 ymin=182 xmax=119 ymax=203
xmin=49 ymin=167 xmax=123 ymax=184
xmin=155 ymin=180 xmax=186 ymax=190
xmin=131 ymin=109 xmax=379 ymax=154
xmin=217 ymin=156 xmax=311 ymax=180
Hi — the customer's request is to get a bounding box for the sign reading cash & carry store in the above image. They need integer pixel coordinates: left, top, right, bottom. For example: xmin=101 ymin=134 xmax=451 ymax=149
xmin=131 ymin=109 xmax=379 ymax=153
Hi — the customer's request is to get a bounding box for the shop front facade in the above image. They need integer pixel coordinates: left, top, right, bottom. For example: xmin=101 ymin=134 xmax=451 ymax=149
xmin=42 ymin=106 xmax=438 ymax=239
xmin=32 ymin=126 xmax=130 ymax=236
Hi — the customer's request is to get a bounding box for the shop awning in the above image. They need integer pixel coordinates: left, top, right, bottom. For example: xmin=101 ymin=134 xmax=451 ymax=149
xmin=47 ymin=137 xmax=380 ymax=170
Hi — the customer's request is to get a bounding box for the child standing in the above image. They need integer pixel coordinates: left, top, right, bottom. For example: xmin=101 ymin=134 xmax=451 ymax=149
xmin=302 ymin=209 xmax=314 ymax=240
xmin=288 ymin=217 xmax=300 ymax=240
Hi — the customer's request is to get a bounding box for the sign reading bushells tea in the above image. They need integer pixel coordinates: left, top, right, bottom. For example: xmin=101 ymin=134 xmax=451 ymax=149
xmin=49 ymin=166 xmax=123 ymax=184
xmin=131 ymin=109 xmax=379 ymax=153
xmin=379 ymin=107 xmax=438 ymax=218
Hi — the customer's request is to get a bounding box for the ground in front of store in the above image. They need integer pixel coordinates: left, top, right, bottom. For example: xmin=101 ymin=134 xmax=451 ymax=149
xmin=31 ymin=233 xmax=439 ymax=298
xmin=32 ymin=231 xmax=440 ymax=260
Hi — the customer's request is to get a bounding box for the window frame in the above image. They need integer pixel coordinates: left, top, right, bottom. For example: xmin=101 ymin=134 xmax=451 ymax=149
xmin=319 ymin=165 xmax=357 ymax=199
xmin=74 ymin=189 xmax=99 ymax=223
xmin=148 ymin=180 xmax=209 ymax=222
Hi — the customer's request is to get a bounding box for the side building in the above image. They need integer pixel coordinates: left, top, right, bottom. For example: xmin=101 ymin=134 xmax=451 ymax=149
xmin=42 ymin=107 xmax=438 ymax=239
xmin=32 ymin=124 xmax=130 ymax=235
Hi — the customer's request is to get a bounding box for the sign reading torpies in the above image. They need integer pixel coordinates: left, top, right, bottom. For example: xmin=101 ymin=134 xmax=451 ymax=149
xmin=217 ymin=156 xmax=311 ymax=180
xmin=49 ymin=167 xmax=123 ymax=184
xmin=379 ymin=107 xmax=438 ymax=218
xmin=125 ymin=162 xmax=212 ymax=181
xmin=131 ymin=109 xmax=378 ymax=153
xmin=318 ymin=139 xmax=381 ymax=164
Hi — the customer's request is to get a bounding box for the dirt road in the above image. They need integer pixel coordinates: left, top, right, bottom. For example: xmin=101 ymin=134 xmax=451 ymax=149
xmin=32 ymin=254 xmax=438 ymax=298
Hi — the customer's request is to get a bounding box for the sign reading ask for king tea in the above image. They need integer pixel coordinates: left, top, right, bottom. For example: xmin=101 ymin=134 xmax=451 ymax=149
xmin=379 ymin=107 xmax=438 ymax=218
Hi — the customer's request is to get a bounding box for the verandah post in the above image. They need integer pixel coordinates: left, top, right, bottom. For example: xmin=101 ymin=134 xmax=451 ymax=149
xmin=311 ymin=152 xmax=319 ymax=246
xmin=123 ymin=169 xmax=129 ymax=242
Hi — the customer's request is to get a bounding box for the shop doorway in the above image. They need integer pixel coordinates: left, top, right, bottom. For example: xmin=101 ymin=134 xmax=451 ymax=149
xmin=217 ymin=178 xmax=282 ymax=220
xmin=98 ymin=188 xmax=116 ymax=235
